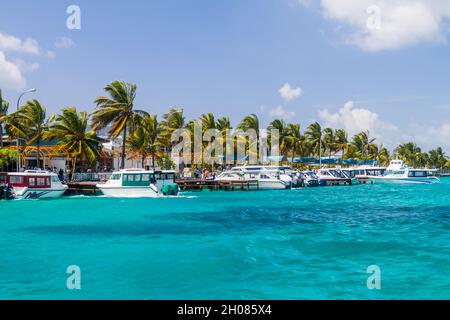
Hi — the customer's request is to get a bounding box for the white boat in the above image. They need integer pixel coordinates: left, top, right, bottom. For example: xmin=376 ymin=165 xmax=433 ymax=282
xmin=369 ymin=160 xmax=440 ymax=184
xmin=316 ymin=168 xmax=359 ymax=185
xmin=299 ymin=171 xmax=320 ymax=187
xmin=342 ymin=165 xmax=386 ymax=179
xmin=215 ymin=166 xmax=291 ymax=190
xmin=97 ymin=169 xmax=179 ymax=198
xmin=6 ymin=170 xmax=68 ymax=200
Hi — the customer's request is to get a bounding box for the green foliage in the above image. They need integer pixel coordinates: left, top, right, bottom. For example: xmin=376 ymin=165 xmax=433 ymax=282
xmin=157 ymin=154 xmax=175 ymax=170
xmin=0 ymin=148 xmax=18 ymax=168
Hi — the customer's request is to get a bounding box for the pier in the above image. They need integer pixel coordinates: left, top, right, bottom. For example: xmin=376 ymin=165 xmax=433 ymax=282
xmin=66 ymin=182 xmax=99 ymax=196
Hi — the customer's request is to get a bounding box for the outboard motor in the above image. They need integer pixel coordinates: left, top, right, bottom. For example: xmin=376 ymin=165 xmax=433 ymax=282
xmin=1 ymin=186 xmax=15 ymax=200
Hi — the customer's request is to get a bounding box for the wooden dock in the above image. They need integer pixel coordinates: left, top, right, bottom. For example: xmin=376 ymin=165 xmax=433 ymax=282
xmin=66 ymin=182 xmax=99 ymax=195
xmin=176 ymin=179 xmax=259 ymax=191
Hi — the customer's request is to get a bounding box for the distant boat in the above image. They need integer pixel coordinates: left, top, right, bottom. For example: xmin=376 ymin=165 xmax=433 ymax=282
xmin=215 ymin=166 xmax=291 ymax=190
xmin=6 ymin=170 xmax=68 ymax=200
xmin=298 ymin=171 xmax=320 ymax=187
xmin=369 ymin=160 xmax=440 ymax=184
xmin=97 ymin=169 xmax=179 ymax=198
xmin=342 ymin=165 xmax=386 ymax=180
xmin=316 ymin=168 xmax=359 ymax=186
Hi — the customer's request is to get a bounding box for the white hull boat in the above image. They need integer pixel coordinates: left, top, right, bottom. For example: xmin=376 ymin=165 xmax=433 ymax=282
xmin=369 ymin=160 xmax=440 ymax=184
xmin=97 ymin=169 xmax=179 ymax=198
xmin=6 ymin=170 xmax=68 ymax=200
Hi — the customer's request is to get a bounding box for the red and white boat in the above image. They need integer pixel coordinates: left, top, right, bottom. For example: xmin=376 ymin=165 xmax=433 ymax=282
xmin=6 ymin=170 xmax=68 ymax=200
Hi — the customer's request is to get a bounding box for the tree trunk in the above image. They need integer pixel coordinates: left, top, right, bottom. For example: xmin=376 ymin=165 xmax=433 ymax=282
xmin=71 ymin=158 xmax=77 ymax=182
xmin=141 ymin=156 xmax=145 ymax=169
xmin=152 ymin=154 xmax=155 ymax=171
xmin=37 ymin=138 xmax=40 ymax=169
xmin=121 ymin=123 xmax=127 ymax=169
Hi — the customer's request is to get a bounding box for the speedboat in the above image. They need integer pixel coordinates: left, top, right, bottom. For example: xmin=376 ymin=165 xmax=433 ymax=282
xmin=299 ymin=171 xmax=320 ymax=187
xmin=215 ymin=166 xmax=291 ymax=190
xmin=342 ymin=166 xmax=386 ymax=180
xmin=369 ymin=160 xmax=440 ymax=184
xmin=96 ymin=169 xmax=179 ymax=198
xmin=316 ymin=168 xmax=359 ymax=186
xmin=6 ymin=170 xmax=68 ymax=200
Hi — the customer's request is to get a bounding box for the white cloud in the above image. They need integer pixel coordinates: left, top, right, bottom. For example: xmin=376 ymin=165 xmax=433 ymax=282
xmin=55 ymin=37 xmax=74 ymax=49
xmin=318 ymin=101 xmax=401 ymax=147
xmin=269 ymin=105 xmax=296 ymax=120
xmin=414 ymin=123 xmax=450 ymax=152
xmin=0 ymin=32 xmax=40 ymax=55
xmin=279 ymin=83 xmax=303 ymax=101
xmin=13 ymin=58 xmax=40 ymax=73
xmin=0 ymin=51 xmax=26 ymax=90
xmin=46 ymin=51 xmax=56 ymax=59
xmin=301 ymin=0 xmax=450 ymax=52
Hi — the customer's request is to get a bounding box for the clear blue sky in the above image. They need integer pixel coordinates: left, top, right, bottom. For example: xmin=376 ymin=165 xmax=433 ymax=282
xmin=1 ymin=0 xmax=450 ymax=150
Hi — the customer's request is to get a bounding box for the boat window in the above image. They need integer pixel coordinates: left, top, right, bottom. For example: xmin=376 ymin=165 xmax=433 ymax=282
xmin=142 ymin=174 xmax=150 ymax=182
xmin=155 ymin=173 xmax=162 ymax=180
xmin=29 ymin=178 xmax=36 ymax=186
xmin=135 ymin=175 xmax=141 ymax=182
xmin=165 ymin=173 xmax=174 ymax=180
xmin=410 ymin=171 xmax=426 ymax=177
xmin=9 ymin=176 xmax=24 ymax=184
xmin=37 ymin=178 xmax=47 ymax=186
xmin=52 ymin=176 xmax=60 ymax=183
xmin=260 ymin=174 xmax=270 ymax=179
xmin=111 ymin=174 xmax=122 ymax=180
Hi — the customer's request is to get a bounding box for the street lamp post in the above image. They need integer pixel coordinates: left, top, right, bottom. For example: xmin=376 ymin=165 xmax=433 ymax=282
xmin=16 ymin=88 xmax=37 ymax=172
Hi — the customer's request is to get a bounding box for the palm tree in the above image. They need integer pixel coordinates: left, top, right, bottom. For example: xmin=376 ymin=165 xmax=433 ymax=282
xmin=305 ymin=122 xmax=324 ymax=163
xmin=395 ymin=142 xmax=422 ymax=167
xmin=7 ymin=100 xmax=49 ymax=168
xmin=0 ymin=90 xmax=9 ymax=148
xmin=428 ymin=147 xmax=448 ymax=168
xmin=237 ymin=114 xmax=260 ymax=163
xmin=352 ymin=131 xmax=377 ymax=160
xmin=268 ymin=119 xmax=288 ymax=158
xmin=216 ymin=117 xmax=232 ymax=134
xmin=200 ymin=112 xmax=216 ymax=132
xmin=127 ymin=114 xmax=160 ymax=169
xmin=323 ymin=128 xmax=337 ymax=159
xmin=286 ymin=123 xmax=303 ymax=162
xmin=335 ymin=129 xmax=348 ymax=160
xmin=159 ymin=107 xmax=186 ymax=152
xmin=45 ymin=107 xmax=101 ymax=178
xmin=91 ymin=81 xmax=148 ymax=169
xmin=374 ymin=145 xmax=390 ymax=166
xmin=237 ymin=114 xmax=259 ymax=134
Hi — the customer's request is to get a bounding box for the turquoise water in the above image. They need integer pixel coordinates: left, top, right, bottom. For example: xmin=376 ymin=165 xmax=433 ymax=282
xmin=1 ymin=179 xmax=450 ymax=300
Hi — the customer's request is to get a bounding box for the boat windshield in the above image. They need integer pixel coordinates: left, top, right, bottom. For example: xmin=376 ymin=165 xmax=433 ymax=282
xmin=110 ymin=173 xmax=122 ymax=180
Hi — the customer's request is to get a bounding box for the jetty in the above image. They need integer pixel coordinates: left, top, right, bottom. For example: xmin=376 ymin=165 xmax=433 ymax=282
xmin=66 ymin=182 xmax=99 ymax=195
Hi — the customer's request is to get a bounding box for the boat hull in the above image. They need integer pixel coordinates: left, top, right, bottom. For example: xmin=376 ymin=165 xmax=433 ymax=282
xmin=258 ymin=180 xmax=289 ymax=190
xmin=97 ymin=186 xmax=159 ymax=198
xmin=14 ymin=188 xmax=68 ymax=200
xmin=370 ymin=177 xmax=440 ymax=184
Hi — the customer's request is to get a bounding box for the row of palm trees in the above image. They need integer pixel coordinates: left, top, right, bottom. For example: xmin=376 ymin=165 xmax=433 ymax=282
xmin=1 ymin=81 xmax=449 ymax=172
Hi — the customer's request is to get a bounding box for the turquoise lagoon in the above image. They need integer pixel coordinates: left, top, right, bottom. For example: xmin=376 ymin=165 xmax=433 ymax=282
xmin=1 ymin=179 xmax=450 ymax=300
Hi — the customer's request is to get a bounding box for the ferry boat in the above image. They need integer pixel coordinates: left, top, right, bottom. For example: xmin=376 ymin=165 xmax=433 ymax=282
xmin=369 ymin=160 xmax=440 ymax=184
xmin=215 ymin=166 xmax=291 ymax=190
xmin=6 ymin=170 xmax=68 ymax=200
xmin=97 ymin=169 xmax=179 ymax=198
xmin=342 ymin=166 xmax=386 ymax=179
xmin=316 ymin=168 xmax=359 ymax=186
